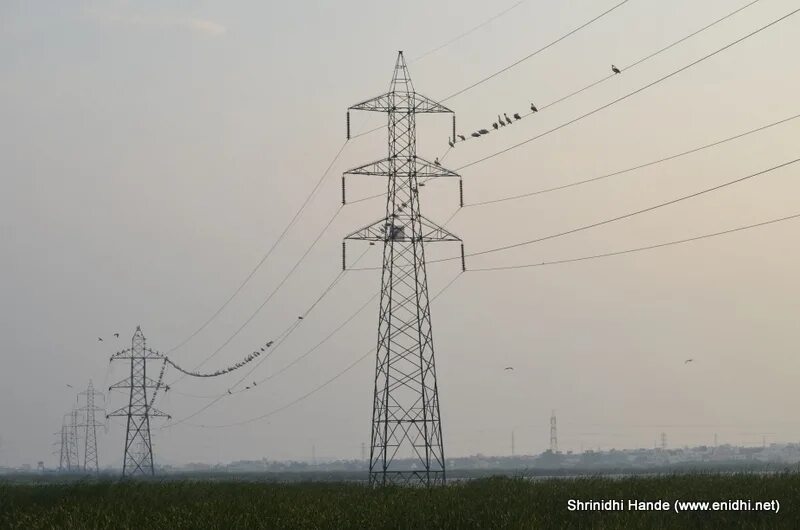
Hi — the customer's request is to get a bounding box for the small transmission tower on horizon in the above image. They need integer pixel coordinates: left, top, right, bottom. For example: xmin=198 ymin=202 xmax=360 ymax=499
xmin=343 ymin=51 xmax=465 ymax=487
xmin=78 ymin=380 xmax=105 ymax=473
xmin=108 ymin=326 xmax=170 ymax=476
xmin=56 ymin=418 xmax=71 ymax=471
xmin=550 ymin=410 xmax=558 ymax=453
xmin=68 ymin=409 xmax=81 ymax=470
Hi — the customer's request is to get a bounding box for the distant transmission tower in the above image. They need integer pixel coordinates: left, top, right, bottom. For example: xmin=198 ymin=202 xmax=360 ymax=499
xmin=56 ymin=419 xmax=70 ymax=471
xmin=550 ymin=410 xmax=558 ymax=453
xmin=68 ymin=409 xmax=81 ymax=470
xmin=660 ymin=432 xmax=667 ymax=450
xmin=108 ymin=326 xmax=170 ymax=476
xmin=78 ymin=380 xmax=105 ymax=473
xmin=343 ymin=51 xmax=465 ymax=487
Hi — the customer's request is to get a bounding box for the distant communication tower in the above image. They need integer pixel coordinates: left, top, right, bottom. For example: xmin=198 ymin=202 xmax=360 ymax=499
xmin=660 ymin=432 xmax=667 ymax=450
xmin=550 ymin=410 xmax=558 ymax=453
xmin=108 ymin=326 xmax=170 ymax=476
xmin=78 ymin=380 xmax=105 ymax=473
xmin=343 ymin=52 xmax=465 ymax=487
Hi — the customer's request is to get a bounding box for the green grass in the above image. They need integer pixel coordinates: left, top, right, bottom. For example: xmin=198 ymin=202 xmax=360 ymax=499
xmin=0 ymin=474 xmax=796 ymax=529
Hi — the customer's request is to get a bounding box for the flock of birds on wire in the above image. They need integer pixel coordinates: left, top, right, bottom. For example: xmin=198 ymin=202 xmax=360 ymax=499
xmin=448 ymin=65 xmax=622 ymax=148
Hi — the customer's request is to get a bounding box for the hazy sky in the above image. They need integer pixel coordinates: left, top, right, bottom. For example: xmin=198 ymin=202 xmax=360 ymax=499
xmin=2 ymin=0 xmax=800 ymax=468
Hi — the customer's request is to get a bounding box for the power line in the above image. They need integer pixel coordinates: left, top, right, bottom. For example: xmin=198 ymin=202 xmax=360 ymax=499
xmin=410 ymin=0 xmax=528 ymax=63
xmin=350 ymin=156 xmax=800 ymax=271
xmin=455 ymin=6 xmax=800 ymax=172
xmin=167 ymin=141 xmax=349 ymax=355
xmin=170 ymin=202 xmax=347 ymax=385
xmin=347 ymin=1 xmax=773 ymax=206
xmin=448 ymin=156 xmax=800 ymax=262
xmin=466 ymin=111 xmax=800 ymax=207
xmin=349 ymin=0 xmax=631 ymax=140
xmin=469 ymin=212 xmax=800 ymax=271
xmin=441 ymin=0 xmax=632 ymax=101
xmin=181 ymin=272 xmax=464 ymax=429
xmin=163 ymin=249 xmax=374 ymax=425
xmin=452 ymin=0 xmax=762 ymax=147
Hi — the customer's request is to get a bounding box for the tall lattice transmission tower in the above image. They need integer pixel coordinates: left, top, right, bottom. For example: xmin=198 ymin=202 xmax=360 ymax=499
xmin=343 ymin=51 xmax=465 ymax=487
xmin=108 ymin=326 xmax=170 ymax=476
xmin=550 ymin=410 xmax=558 ymax=453
xmin=78 ymin=380 xmax=105 ymax=473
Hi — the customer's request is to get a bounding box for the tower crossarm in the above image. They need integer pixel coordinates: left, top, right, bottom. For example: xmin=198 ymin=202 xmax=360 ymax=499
xmin=349 ymin=92 xmax=452 ymax=114
xmin=108 ymin=374 xmax=163 ymax=391
xmin=345 ymin=215 xmax=462 ymax=243
xmin=344 ymin=156 xmax=459 ymax=178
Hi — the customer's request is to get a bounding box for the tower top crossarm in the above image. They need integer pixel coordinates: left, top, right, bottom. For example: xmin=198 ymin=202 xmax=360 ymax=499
xmin=349 ymin=51 xmax=453 ymax=114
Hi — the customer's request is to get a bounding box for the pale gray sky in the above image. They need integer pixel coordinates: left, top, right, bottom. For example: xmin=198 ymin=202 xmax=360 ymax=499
xmin=2 ymin=0 xmax=800 ymax=467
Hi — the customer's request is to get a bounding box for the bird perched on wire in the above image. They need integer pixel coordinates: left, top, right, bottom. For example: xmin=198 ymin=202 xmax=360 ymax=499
xmin=513 ymin=113 xmax=521 ymax=121
xmin=612 ymin=64 xmax=621 ymax=74
xmin=471 ymin=132 xmax=480 ymax=138
xmin=530 ymin=103 xmax=538 ymax=112
xmin=434 ymin=157 xmax=441 ymax=166
xmin=266 ymin=341 xmax=274 ymax=347
xmin=492 ymin=122 xmax=499 ymax=130
xmin=504 ymin=113 xmax=512 ymax=124
xmin=458 ymin=134 xmax=466 ymax=141
xmin=497 ymin=115 xmax=506 ymax=126
xmin=448 ymin=139 xmax=454 ymax=148
xmin=478 ymin=129 xmax=489 ymax=135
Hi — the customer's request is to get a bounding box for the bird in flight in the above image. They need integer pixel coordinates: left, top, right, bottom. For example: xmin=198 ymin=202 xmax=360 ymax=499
xmin=684 ymin=359 xmax=694 ymax=364
xmin=97 ymin=337 xmax=103 ymax=342
xmin=113 ymin=333 xmax=119 ymax=338
xmin=612 ymin=64 xmax=621 ymax=74
xmin=66 ymin=384 xmax=73 ymax=388
xmin=504 ymin=366 xmax=514 ymax=371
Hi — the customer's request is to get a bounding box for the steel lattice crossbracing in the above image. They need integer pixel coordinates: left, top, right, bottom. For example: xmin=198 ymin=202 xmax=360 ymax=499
xmin=345 ymin=52 xmax=464 ymax=487
xmin=108 ymin=327 xmax=169 ymax=476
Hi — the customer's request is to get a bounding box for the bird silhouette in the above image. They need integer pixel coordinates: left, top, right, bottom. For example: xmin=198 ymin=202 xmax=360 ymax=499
xmin=612 ymin=64 xmax=621 ymax=74
xmin=448 ymin=139 xmax=454 ymax=148
xmin=66 ymin=384 xmax=73 ymax=388
xmin=530 ymin=103 xmax=538 ymax=112
xmin=227 ymin=390 xmax=232 ymax=395
xmin=113 ymin=333 xmax=119 ymax=338
xmin=471 ymin=132 xmax=480 ymax=138
xmin=492 ymin=122 xmax=499 ymax=130
xmin=266 ymin=341 xmax=274 ymax=347
xmin=504 ymin=366 xmax=514 ymax=371
xmin=504 ymin=113 xmax=512 ymax=124
xmin=260 ymin=347 xmax=265 ymax=352
xmin=497 ymin=115 xmax=506 ymax=126
xmin=478 ymin=129 xmax=490 ymax=135
xmin=434 ymin=157 xmax=441 ymax=166
xmin=458 ymin=134 xmax=466 ymax=141
xmin=298 ymin=316 xmax=304 ymax=320
xmin=253 ymin=381 xmax=257 ymax=386
xmin=513 ymin=113 xmax=521 ymax=121
xmin=97 ymin=337 xmax=103 ymax=342
xmin=684 ymin=359 xmax=694 ymax=364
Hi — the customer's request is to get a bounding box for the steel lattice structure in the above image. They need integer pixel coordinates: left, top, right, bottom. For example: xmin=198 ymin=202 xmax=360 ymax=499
xmin=550 ymin=410 xmax=558 ymax=453
xmin=78 ymin=380 xmax=105 ymax=473
xmin=56 ymin=418 xmax=71 ymax=471
xmin=108 ymin=326 xmax=170 ymax=476
xmin=68 ymin=410 xmax=81 ymax=470
xmin=343 ymin=52 xmax=464 ymax=487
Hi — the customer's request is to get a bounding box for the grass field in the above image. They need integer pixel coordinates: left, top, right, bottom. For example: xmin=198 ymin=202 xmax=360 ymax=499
xmin=0 ymin=473 xmax=796 ymax=529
